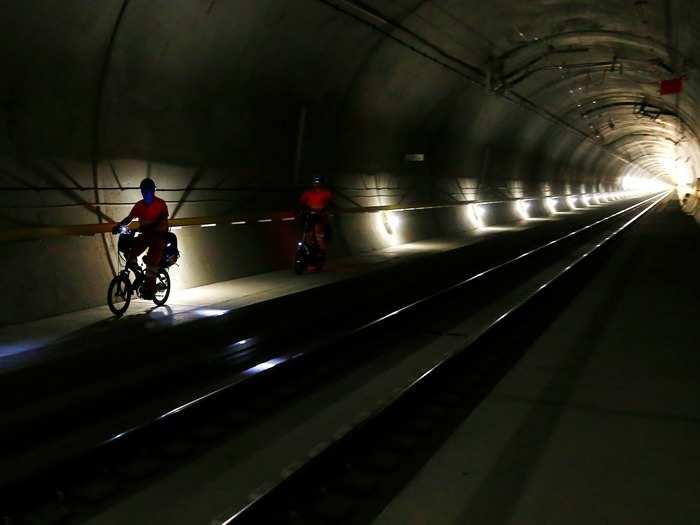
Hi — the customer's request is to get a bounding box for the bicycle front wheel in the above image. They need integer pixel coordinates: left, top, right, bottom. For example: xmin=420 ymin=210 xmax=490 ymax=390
xmin=108 ymin=274 xmax=132 ymax=316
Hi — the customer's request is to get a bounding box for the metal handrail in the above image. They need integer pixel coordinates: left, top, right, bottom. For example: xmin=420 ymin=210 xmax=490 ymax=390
xmin=0 ymin=192 xmax=624 ymax=242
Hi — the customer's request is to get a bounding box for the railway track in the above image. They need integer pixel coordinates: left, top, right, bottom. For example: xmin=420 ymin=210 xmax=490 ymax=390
xmin=1 ymin=192 xmax=667 ymax=525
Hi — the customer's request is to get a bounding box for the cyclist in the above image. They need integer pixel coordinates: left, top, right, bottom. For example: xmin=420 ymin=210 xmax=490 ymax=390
xmin=299 ymin=175 xmax=333 ymax=251
xmin=112 ymin=178 xmax=169 ymax=299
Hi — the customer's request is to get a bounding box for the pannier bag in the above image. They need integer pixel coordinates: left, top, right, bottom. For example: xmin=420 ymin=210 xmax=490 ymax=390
xmin=161 ymin=231 xmax=180 ymax=267
xmin=118 ymin=231 xmax=135 ymax=254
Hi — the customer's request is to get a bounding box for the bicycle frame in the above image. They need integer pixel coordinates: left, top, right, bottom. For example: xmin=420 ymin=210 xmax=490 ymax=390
xmin=115 ymin=229 xmax=152 ymax=298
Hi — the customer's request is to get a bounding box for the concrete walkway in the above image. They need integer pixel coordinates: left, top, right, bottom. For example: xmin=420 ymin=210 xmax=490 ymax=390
xmin=0 ymin=223 xmax=530 ymax=371
xmin=373 ymin=198 xmax=700 ymax=524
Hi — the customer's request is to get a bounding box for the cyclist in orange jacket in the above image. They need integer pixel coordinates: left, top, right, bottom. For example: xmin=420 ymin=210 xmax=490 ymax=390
xmin=299 ymin=176 xmax=333 ymax=251
xmin=112 ymin=178 xmax=169 ymax=299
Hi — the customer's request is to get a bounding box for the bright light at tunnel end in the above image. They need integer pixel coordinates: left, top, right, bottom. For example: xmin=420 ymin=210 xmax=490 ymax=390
xmin=622 ymin=174 xmax=673 ymax=194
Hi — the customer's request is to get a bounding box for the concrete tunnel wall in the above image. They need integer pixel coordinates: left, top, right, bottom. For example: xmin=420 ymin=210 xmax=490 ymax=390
xmin=0 ymin=1 xmax=626 ymax=325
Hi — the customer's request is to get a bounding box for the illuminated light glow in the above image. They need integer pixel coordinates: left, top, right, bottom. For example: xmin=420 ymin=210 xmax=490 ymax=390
xmin=380 ymin=211 xmax=400 ymax=235
xmin=622 ymin=175 xmax=671 ymax=193
xmin=231 ymin=221 xmax=246 ymax=225
xmin=580 ymin=195 xmax=591 ymax=206
xmin=566 ymin=195 xmax=577 ymax=209
xmin=282 ymin=217 xmax=295 ymax=221
xmin=515 ymin=199 xmax=530 ymax=220
xmin=194 ymin=308 xmax=229 ymax=317
xmin=545 ymin=197 xmax=558 ymax=214
xmin=201 ymin=223 xmax=217 ymax=228
xmin=241 ymin=356 xmax=289 ymax=376
xmin=659 ymin=155 xmax=692 ymax=187
xmin=257 ymin=218 xmax=272 ymax=223
xmin=0 ymin=339 xmax=50 ymax=357
xmin=171 ymin=226 xmax=182 ymax=230
xmin=466 ymin=203 xmax=485 ymax=228
xmin=374 ymin=211 xmax=402 ymax=245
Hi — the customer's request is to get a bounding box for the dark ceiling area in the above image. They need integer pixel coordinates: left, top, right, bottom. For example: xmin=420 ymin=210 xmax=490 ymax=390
xmin=1 ymin=0 xmax=695 ymax=197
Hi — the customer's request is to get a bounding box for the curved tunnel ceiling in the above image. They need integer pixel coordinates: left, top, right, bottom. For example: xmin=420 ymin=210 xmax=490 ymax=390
xmin=0 ymin=0 xmax=698 ymax=201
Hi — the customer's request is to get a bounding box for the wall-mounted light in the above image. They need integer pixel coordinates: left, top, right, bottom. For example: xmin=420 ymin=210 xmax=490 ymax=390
xmin=581 ymin=195 xmax=591 ymax=206
xmin=466 ymin=203 xmax=485 ymax=228
xmin=545 ymin=197 xmax=558 ymax=214
xmin=515 ymin=199 xmax=530 ymax=220
xmin=380 ymin=211 xmax=400 ymax=235
xmin=566 ymin=195 xmax=577 ymax=209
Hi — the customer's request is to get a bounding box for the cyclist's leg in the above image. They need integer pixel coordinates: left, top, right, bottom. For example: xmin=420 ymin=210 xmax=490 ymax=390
xmin=127 ymin=236 xmax=149 ymax=272
xmin=314 ymin=222 xmax=325 ymax=251
xmin=315 ymin=212 xmax=329 ymax=251
xmin=143 ymin=236 xmax=166 ymax=294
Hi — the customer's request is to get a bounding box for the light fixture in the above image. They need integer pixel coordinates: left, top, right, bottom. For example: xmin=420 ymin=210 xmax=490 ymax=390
xmin=545 ymin=197 xmax=558 ymax=214
xmin=566 ymin=195 xmax=577 ymax=208
xmin=515 ymin=199 xmax=530 ymax=220
xmin=380 ymin=211 xmax=399 ymax=235
xmin=466 ymin=203 xmax=485 ymax=229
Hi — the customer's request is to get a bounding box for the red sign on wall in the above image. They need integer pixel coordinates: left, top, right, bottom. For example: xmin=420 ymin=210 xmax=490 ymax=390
xmin=659 ymin=77 xmax=685 ymax=95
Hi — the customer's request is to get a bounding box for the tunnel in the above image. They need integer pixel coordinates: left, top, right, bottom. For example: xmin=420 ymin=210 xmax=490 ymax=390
xmin=0 ymin=2 xmax=699 ymax=524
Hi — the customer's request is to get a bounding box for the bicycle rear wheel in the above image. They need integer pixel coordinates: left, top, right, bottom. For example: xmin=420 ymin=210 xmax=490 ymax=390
xmin=153 ymin=269 xmax=171 ymax=306
xmin=107 ymin=274 xmax=132 ymax=316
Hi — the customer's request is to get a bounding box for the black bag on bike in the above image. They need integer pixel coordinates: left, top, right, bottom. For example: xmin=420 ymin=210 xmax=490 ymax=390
xmin=161 ymin=231 xmax=180 ymax=267
xmin=117 ymin=231 xmax=135 ymax=254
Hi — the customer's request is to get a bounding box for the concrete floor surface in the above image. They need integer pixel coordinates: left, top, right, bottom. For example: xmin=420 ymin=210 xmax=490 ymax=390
xmin=374 ymin=199 xmax=700 ymax=524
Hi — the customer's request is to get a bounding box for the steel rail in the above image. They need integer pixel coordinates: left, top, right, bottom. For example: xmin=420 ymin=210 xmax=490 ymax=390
xmin=80 ymin=193 xmax=662 ymax=459
xmin=216 ymin=189 xmax=670 ymax=525
xmin=0 ymin=193 xmax=662 ymax=522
